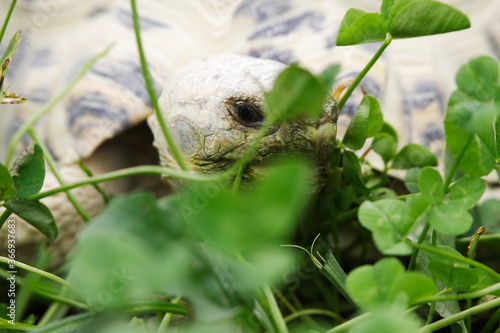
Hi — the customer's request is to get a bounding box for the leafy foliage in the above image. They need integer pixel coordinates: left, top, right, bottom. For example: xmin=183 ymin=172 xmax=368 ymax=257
xmin=265 ymin=64 xmax=338 ymax=122
xmin=336 ymin=0 xmax=470 ymax=45
xmin=1 ymin=1 xmax=499 ymax=332
xmin=391 ymin=144 xmax=438 ymax=169
xmin=347 ymin=258 xmax=437 ymax=309
xmin=445 ymin=56 xmax=500 ymax=177
xmin=0 ymin=164 xmax=16 ymax=200
xmin=0 ymin=144 xmax=56 ymax=240
xmin=343 ymin=95 xmax=383 ymax=150
xmin=10 ymin=143 xmax=45 ymax=197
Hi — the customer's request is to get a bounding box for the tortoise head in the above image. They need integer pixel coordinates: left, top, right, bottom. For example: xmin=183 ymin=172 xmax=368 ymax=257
xmin=148 ymin=54 xmax=337 ymax=188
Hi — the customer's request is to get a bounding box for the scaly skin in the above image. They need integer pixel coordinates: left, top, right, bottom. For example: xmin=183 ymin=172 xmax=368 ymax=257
xmin=1 ymin=54 xmax=337 ymax=263
xmin=149 ymin=54 xmax=337 ymax=187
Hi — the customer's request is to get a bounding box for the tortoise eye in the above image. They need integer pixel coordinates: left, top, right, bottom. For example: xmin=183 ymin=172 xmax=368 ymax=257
xmin=233 ymin=103 xmax=264 ymax=127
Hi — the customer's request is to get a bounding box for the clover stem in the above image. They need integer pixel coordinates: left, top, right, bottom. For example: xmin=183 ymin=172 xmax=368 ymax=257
xmin=157 ymin=296 xmax=183 ymax=333
xmin=465 ymin=298 xmax=472 ymax=333
xmin=335 ymin=207 xmax=359 ymax=224
xmin=418 ymin=296 xmax=500 ymax=333
xmin=324 ymin=312 xmax=370 ymax=333
xmin=27 ymin=128 xmax=91 ymax=222
xmin=407 ymin=221 xmax=431 ymax=271
xmin=28 ymin=165 xmax=213 ymax=201
xmin=232 ymin=164 xmax=245 ymax=193
xmin=0 ymin=0 xmax=16 ymax=44
xmin=0 ymin=267 xmax=86 ymax=313
xmin=284 ymin=309 xmax=345 ymax=325
xmin=78 ymin=160 xmax=111 ymax=203
xmin=227 ymin=118 xmax=276 ymax=190
xmin=0 ymin=208 xmax=12 ymax=229
xmin=425 ymin=302 xmax=436 ymax=325
xmin=337 ymin=35 xmax=393 ymax=111
xmin=130 ymin=0 xmax=188 ymax=172
xmin=406 ymin=240 xmax=500 ymax=281
xmin=262 ymin=284 xmax=290 ymax=333
xmin=37 ymin=300 xmax=69 ymax=327
xmin=443 ymin=135 xmax=473 ymax=191
xmin=0 ymin=256 xmax=80 ymax=296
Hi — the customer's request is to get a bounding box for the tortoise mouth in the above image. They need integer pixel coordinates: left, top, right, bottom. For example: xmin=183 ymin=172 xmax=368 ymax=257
xmin=227 ymin=118 xmax=337 ymax=190
xmin=164 ymin=119 xmax=336 ymax=191
xmin=242 ymin=161 xmax=331 ymax=191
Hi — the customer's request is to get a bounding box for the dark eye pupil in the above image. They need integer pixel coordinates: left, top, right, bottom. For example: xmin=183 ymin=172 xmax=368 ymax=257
xmin=235 ymin=105 xmax=264 ymax=126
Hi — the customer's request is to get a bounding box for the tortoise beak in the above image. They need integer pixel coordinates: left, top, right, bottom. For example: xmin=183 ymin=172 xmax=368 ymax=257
xmin=317 ymin=97 xmax=338 ymax=127
xmin=312 ymin=119 xmax=337 ymax=190
xmin=313 ymin=96 xmax=338 ymax=166
xmin=255 ymin=98 xmax=338 ymax=191
xmin=310 ymin=97 xmax=338 ymax=189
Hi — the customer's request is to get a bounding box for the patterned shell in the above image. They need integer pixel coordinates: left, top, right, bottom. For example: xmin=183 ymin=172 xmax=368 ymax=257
xmin=1 ymin=0 xmax=499 ymax=170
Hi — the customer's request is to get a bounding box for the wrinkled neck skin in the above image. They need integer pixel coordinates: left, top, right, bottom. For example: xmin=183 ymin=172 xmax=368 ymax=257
xmin=148 ymin=54 xmax=338 ymax=190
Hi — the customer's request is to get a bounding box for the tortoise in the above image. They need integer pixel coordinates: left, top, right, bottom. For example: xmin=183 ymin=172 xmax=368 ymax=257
xmin=0 ymin=0 xmax=499 ymax=258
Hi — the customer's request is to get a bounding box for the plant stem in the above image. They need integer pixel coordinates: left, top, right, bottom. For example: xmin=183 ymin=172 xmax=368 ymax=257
xmin=0 ymin=256 xmax=79 ymax=296
xmin=406 ymin=240 xmax=500 ymax=281
xmin=124 ymin=300 xmax=188 ymax=316
xmin=227 ymin=118 xmax=275 ymax=190
xmin=0 ymin=267 xmax=85 ymax=309
xmin=157 ymin=296 xmax=183 ymax=333
xmin=418 ymin=296 xmax=500 ymax=333
xmin=228 ymin=119 xmax=275 ymax=175
xmin=443 ymin=135 xmax=474 ymax=190
xmin=457 ymin=233 xmax=500 ymax=244
xmin=284 ymin=308 xmax=344 ymax=324
xmin=324 ymin=312 xmax=370 ymax=333
xmin=0 ymin=317 xmax=36 ymax=331
xmin=231 ymin=164 xmax=245 ymax=193
xmin=24 ymin=313 xmax=93 ymax=333
xmin=337 ymin=35 xmax=393 ymax=111
xmin=27 ymin=128 xmax=90 ymax=222
xmin=28 ymin=165 xmax=214 ymax=201
xmin=78 ymin=160 xmax=110 ymax=203
xmin=37 ymin=302 xmax=69 ymax=327
xmin=32 ymin=290 xmax=85 ymax=309
xmin=14 ymin=245 xmax=52 ymax=320
xmin=417 ymin=282 xmax=500 ymax=303
xmin=480 ymin=307 xmax=500 ymax=333
xmin=263 ymin=284 xmax=289 ymax=333
xmin=408 ymin=222 xmax=431 ymax=271
xmin=466 ymin=298 xmax=472 ymax=333
xmin=425 ymin=302 xmax=436 ymax=325
xmin=130 ymin=0 xmax=188 ymax=171
xmin=0 ymin=208 xmax=12 ymax=229
xmin=335 ymin=207 xmax=359 ymax=224
xmin=0 ymin=0 xmax=16 ymax=44
xmin=5 ymin=44 xmax=113 ymax=165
